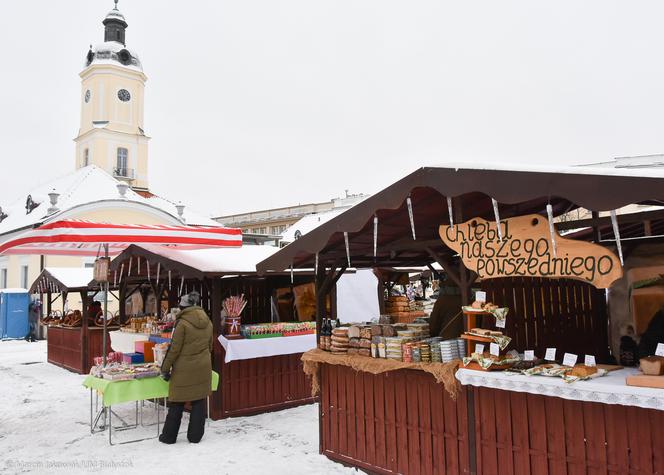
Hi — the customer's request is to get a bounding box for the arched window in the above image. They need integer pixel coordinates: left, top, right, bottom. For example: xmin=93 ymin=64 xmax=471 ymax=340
xmin=116 ymin=147 xmax=128 ymax=176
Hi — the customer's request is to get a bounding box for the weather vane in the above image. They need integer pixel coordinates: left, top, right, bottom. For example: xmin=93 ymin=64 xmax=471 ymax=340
xmin=114 ymin=0 xmax=119 ymax=9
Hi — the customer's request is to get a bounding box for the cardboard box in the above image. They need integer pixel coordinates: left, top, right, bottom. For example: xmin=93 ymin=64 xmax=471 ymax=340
xmin=122 ymin=352 xmax=144 ymax=364
xmin=134 ymin=341 xmax=156 ymax=362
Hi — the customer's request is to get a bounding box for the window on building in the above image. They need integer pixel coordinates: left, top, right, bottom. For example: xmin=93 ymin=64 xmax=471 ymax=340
xmin=270 ymin=226 xmax=280 ymax=235
xmin=116 ymin=147 xmax=128 ymax=176
xmin=20 ymin=265 xmax=28 ymax=290
xmin=84 ymin=148 xmax=89 ymax=167
xmin=0 ymin=268 xmax=7 ymax=289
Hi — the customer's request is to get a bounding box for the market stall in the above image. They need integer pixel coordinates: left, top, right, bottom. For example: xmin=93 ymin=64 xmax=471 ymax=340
xmin=109 ymin=244 xmax=318 ymax=420
xmin=30 ymin=267 xmax=118 ymax=374
xmin=257 ymin=163 xmax=664 ymax=475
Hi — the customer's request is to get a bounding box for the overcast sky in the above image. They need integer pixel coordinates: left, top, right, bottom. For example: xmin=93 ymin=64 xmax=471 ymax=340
xmin=1 ymin=1 xmax=663 ymax=217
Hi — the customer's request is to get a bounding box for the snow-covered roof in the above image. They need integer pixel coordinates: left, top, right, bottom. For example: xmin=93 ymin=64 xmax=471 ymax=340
xmin=87 ymin=41 xmax=142 ymax=72
xmin=42 ymin=267 xmax=93 ymax=290
xmin=280 ymin=209 xmax=347 ymax=243
xmin=0 ymin=165 xmax=220 ymax=238
xmin=127 ymin=244 xmax=279 ymax=274
xmin=433 ymin=160 xmax=664 ymax=179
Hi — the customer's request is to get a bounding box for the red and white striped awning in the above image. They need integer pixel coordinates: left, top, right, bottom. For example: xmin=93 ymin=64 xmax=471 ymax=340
xmin=0 ymin=220 xmax=242 ymax=256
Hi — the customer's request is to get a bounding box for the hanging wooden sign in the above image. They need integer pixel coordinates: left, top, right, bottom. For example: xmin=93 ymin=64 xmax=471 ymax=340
xmin=439 ymin=214 xmax=622 ymax=289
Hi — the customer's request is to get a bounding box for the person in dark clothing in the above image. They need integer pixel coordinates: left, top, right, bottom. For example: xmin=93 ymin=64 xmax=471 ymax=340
xmin=159 ymin=291 xmax=213 ymax=444
xmin=638 ymin=308 xmax=664 ymax=358
xmin=428 ymin=289 xmax=463 ymax=340
xmin=26 ymin=300 xmax=40 ymax=342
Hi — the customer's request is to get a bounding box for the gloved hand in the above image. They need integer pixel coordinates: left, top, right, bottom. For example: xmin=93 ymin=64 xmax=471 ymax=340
xmin=160 ymin=372 xmax=171 ymax=381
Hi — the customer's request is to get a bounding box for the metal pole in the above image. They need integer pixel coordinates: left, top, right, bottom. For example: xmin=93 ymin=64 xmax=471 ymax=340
xmin=103 ymin=243 xmax=109 ymax=367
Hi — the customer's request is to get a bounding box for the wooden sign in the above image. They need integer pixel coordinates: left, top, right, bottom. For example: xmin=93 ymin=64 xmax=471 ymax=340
xmin=439 ymin=214 xmax=622 ymax=288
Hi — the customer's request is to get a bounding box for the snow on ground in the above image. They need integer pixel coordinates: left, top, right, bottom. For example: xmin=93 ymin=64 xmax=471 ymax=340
xmin=0 ymin=340 xmax=360 ymax=475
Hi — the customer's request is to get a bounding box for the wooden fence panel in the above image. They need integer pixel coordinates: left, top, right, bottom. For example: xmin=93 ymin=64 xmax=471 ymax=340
xmin=483 ymin=278 xmax=609 ymax=361
xmin=319 ymin=364 xmax=471 ymax=475
xmin=472 ymin=387 xmax=662 ymax=475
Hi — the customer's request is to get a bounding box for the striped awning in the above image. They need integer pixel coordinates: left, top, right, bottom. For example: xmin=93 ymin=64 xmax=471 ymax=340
xmin=0 ymin=220 xmax=242 ymax=256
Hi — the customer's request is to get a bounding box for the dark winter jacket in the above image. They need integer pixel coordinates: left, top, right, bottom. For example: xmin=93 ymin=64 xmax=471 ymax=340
xmin=161 ymin=306 xmax=213 ymax=402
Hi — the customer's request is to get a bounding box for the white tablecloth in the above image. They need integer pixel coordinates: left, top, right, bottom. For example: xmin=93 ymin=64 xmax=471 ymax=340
xmin=109 ymin=331 xmax=150 ymax=354
xmin=218 ymin=334 xmax=317 ymax=363
xmin=456 ymin=367 xmax=664 ymax=411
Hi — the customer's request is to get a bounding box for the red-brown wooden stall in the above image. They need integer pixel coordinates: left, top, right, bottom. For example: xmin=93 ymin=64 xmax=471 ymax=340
xmin=31 ymin=267 xmax=117 ymax=374
xmin=257 ymin=164 xmax=664 ymax=475
xmin=110 ymin=244 xmax=315 ymax=421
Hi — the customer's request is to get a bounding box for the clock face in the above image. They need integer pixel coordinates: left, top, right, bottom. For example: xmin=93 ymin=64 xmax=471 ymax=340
xmin=84 ymin=90 xmax=91 ymax=103
xmin=118 ymin=89 xmax=131 ymax=102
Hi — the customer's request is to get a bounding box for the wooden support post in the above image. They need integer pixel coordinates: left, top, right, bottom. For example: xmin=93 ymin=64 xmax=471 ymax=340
xmin=315 ymin=264 xmax=326 ymax=346
xmin=46 ymin=291 xmax=52 ymax=317
xmin=80 ymin=291 xmax=89 ymax=372
xmin=62 ymin=291 xmax=68 ymax=313
xmin=591 ymin=211 xmax=601 ymax=244
xmin=210 ymin=277 xmax=223 ymax=420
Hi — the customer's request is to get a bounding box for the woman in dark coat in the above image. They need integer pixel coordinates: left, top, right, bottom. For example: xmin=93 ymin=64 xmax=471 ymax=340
xmin=159 ymin=292 xmax=213 ymax=444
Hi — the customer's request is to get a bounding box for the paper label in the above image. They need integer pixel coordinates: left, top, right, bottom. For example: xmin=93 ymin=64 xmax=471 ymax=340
xmin=562 ymin=353 xmax=578 ymax=367
xmin=656 ymin=343 xmax=664 ymax=357
xmin=524 ymin=350 xmax=535 ymax=361
xmin=545 ymin=348 xmax=556 ymax=361
xmin=475 ymin=343 xmax=485 ymax=355
xmin=495 ymin=316 xmax=506 ymax=329
xmin=490 ymin=343 xmax=500 ymax=356
xmin=584 ymin=355 xmax=596 ymax=367
xmin=475 ymin=291 xmax=487 ymax=303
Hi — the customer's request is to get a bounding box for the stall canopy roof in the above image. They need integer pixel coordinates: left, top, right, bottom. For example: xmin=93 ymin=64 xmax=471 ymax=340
xmin=111 ymin=244 xmax=280 ymax=278
xmin=30 ymin=267 xmax=94 ymax=293
xmin=257 ymin=163 xmax=664 ymax=272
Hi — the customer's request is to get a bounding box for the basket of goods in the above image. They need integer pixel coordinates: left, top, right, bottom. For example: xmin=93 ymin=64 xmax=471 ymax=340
xmin=152 ymin=343 xmax=169 ymax=366
xmin=223 ymin=295 xmax=247 ymax=339
xmin=62 ymin=310 xmax=83 ymax=327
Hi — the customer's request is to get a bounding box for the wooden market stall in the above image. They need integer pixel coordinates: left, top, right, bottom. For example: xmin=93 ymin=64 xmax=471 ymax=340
xmin=31 ymin=267 xmax=118 ymax=374
xmin=257 ymin=164 xmax=664 ymax=475
xmin=109 ymin=244 xmax=317 ymax=420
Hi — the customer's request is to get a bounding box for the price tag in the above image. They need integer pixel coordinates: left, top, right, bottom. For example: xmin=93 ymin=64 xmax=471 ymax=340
xmin=562 ymin=353 xmax=578 ymax=367
xmin=475 ymin=343 xmax=485 ymax=355
xmin=524 ymin=350 xmax=535 ymax=361
xmin=475 ymin=291 xmax=486 ymax=303
xmin=545 ymin=347 xmax=556 ymax=361
xmin=584 ymin=355 xmax=596 ymax=367
xmin=656 ymin=343 xmax=664 ymax=357
xmin=495 ymin=316 xmax=506 ymax=329
xmin=490 ymin=343 xmax=500 ymax=356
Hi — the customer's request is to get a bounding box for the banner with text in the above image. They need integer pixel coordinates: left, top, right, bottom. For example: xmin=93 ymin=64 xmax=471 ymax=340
xmin=439 ymin=214 xmax=622 ymax=288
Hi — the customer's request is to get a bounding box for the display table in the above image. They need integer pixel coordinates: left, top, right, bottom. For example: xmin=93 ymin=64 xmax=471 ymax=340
xmin=457 ymin=367 xmax=664 ymax=475
xmin=83 ymin=372 xmax=219 ymax=445
xmin=210 ymin=336 xmax=316 ymax=420
xmin=109 ymin=330 xmax=150 ymax=354
xmin=456 ymin=367 xmax=664 ymax=411
xmin=217 ymin=333 xmax=316 ymax=363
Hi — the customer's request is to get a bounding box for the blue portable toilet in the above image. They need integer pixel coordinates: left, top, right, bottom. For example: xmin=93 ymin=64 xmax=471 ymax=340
xmin=0 ymin=289 xmax=30 ymax=339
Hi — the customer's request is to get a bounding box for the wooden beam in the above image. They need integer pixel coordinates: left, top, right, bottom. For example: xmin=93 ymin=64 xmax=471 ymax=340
xmin=425 ymin=247 xmax=462 ymax=288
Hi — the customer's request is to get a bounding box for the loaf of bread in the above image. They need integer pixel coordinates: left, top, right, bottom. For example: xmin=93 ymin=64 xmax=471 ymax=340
xmin=347 ymin=325 xmax=361 ymax=339
xmin=567 ymin=364 xmax=598 ymax=378
xmin=348 ymin=338 xmax=361 ymax=348
xmin=640 ymin=356 xmax=664 ymax=376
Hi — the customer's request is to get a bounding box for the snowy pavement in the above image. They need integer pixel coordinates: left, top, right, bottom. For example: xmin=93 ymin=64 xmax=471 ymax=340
xmin=0 ymin=340 xmax=360 ymax=475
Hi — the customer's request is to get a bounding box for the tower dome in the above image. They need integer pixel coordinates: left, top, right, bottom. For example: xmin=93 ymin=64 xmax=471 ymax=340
xmin=103 ymin=0 xmax=128 ymax=44
xmin=84 ymin=1 xmax=142 ymax=71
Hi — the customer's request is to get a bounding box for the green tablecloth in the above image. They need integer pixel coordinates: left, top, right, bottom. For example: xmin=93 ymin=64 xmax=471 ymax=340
xmin=82 ymin=371 xmax=219 ymax=407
